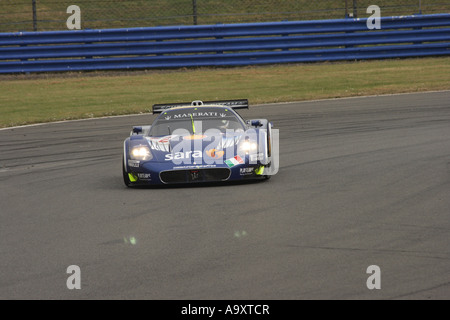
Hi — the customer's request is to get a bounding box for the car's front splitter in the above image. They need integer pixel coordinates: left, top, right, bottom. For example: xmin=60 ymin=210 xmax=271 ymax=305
xmin=126 ymin=160 xmax=267 ymax=186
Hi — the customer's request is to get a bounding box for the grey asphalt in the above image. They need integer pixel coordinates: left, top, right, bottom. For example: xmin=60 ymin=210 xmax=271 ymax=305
xmin=0 ymin=91 xmax=449 ymax=300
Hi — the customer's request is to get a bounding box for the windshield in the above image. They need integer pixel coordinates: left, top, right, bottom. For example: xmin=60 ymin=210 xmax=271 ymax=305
xmin=149 ymin=107 xmax=245 ymax=136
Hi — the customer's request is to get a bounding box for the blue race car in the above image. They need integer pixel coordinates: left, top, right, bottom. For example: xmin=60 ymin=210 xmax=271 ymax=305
xmin=122 ymin=99 xmax=276 ymax=186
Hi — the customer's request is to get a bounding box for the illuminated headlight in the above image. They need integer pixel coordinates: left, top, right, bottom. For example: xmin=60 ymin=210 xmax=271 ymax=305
xmin=130 ymin=145 xmax=152 ymax=161
xmin=239 ymin=141 xmax=258 ymax=153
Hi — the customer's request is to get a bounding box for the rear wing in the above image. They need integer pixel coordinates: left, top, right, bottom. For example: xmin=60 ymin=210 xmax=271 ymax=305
xmin=152 ymin=99 xmax=249 ymax=114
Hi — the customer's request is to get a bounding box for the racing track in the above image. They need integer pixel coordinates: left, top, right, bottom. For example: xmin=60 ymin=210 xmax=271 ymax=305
xmin=0 ymin=91 xmax=449 ymax=299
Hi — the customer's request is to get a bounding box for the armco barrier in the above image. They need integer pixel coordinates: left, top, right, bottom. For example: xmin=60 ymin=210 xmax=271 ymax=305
xmin=0 ymin=14 xmax=449 ymax=73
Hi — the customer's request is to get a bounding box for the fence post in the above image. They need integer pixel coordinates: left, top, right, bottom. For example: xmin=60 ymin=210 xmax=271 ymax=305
xmin=353 ymin=0 xmax=357 ymax=18
xmin=192 ymin=0 xmax=198 ymax=25
xmin=32 ymin=0 xmax=37 ymax=31
xmin=419 ymin=0 xmax=422 ymax=14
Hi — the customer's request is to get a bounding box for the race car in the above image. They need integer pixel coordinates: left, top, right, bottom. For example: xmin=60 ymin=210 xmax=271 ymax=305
xmin=122 ymin=99 xmax=277 ymax=186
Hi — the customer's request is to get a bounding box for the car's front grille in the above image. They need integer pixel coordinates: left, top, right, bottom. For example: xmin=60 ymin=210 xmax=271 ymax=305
xmin=160 ymin=168 xmax=231 ymax=184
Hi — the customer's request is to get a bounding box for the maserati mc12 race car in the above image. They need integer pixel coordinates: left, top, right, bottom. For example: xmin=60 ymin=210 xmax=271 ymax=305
xmin=122 ymin=99 xmax=277 ymax=186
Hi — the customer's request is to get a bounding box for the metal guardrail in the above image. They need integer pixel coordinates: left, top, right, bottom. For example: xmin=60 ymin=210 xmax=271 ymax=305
xmin=0 ymin=14 xmax=449 ymax=73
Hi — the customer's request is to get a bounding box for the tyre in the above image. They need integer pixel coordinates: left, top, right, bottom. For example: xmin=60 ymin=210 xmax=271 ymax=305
xmin=122 ymin=156 xmax=131 ymax=187
xmin=264 ymin=123 xmax=273 ymax=179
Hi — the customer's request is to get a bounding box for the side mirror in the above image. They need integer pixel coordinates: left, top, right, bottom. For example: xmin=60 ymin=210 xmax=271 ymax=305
xmin=132 ymin=126 xmax=143 ymax=134
xmin=250 ymin=120 xmax=262 ymax=127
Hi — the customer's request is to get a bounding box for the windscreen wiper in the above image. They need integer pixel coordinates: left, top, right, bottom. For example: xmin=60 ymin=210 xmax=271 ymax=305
xmin=190 ymin=114 xmax=196 ymax=134
xmin=167 ymin=126 xmax=172 ymax=151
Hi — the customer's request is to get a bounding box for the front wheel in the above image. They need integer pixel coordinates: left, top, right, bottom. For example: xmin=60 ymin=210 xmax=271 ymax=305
xmin=264 ymin=162 xmax=271 ymax=180
xmin=122 ymin=157 xmax=131 ymax=187
xmin=264 ymin=123 xmax=274 ymax=179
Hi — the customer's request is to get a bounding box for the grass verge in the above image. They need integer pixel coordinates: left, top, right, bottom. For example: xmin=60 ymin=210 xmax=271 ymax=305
xmin=0 ymin=57 xmax=449 ymax=128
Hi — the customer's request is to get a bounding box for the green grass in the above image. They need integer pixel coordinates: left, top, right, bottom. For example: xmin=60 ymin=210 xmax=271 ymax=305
xmin=1 ymin=57 xmax=449 ymax=128
xmin=1 ymin=0 xmax=448 ymax=32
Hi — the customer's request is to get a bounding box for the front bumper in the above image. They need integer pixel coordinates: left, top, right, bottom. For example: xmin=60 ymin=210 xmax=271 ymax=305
xmin=126 ymin=160 xmax=266 ymax=186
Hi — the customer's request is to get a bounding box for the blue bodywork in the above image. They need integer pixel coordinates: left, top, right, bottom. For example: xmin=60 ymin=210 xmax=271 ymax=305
xmin=122 ymin=102 xmax=273 ymax=186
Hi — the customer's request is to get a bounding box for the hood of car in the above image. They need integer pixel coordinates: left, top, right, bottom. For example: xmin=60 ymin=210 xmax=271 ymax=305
xmin=145 ymin=132 xmax=245 ymax=163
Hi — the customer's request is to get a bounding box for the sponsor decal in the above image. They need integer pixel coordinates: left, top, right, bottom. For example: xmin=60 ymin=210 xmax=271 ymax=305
xmin=205 ymin=149 xmax=225 ymax=159
xmin=173 ymin=164 xmax=217 ymax=169
xmin=225 ymin=155 xmax=244 ymax=168
xmin=137 ymin=173 xmax=151 ymax=180
xmin=169 ymin=112 xmax=228 ymax=119
xmin=165 ymin=151 xmax=203 ymax=161
xmin=128 ymin=160 xmax=140 ymax=168
xmin=147 ymin=136 xmax=173 ymax=152
xmin=240 ymin=167 xmax=254 ymax=176
xmin=183 ymin=134 xmax=207 ymax=140
xmin=158 ymin=137 xmax=171 ymax=143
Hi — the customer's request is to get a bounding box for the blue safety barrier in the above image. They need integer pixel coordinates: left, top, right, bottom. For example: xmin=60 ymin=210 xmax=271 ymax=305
xmin=0 ymin=14 xmax=449 ymax=73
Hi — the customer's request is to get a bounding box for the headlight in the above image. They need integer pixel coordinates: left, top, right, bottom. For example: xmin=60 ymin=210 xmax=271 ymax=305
xmin=130 ymin=145 xmax=152 ymax=161
xmin=240 ymin=141 xmax=257 ymax=153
